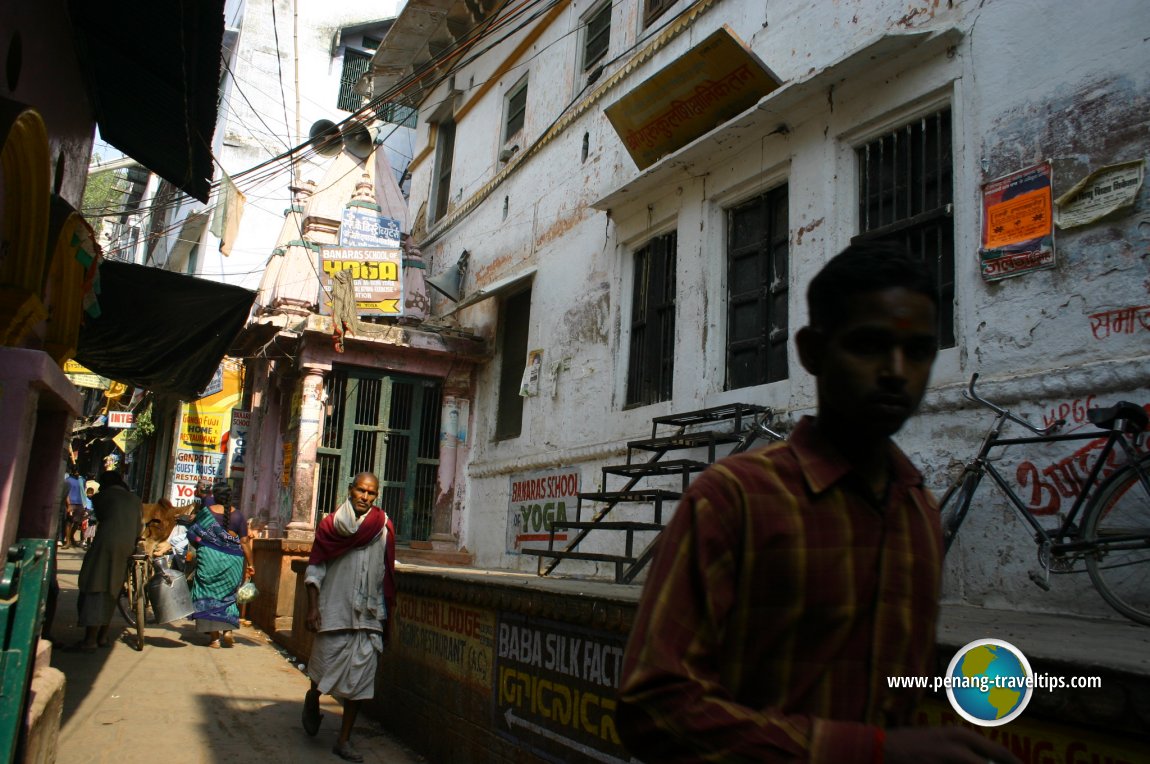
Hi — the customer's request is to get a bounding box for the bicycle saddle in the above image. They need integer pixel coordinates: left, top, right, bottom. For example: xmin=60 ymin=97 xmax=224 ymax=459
xmin=1087 ymin=401 xmax=1148 ymax=433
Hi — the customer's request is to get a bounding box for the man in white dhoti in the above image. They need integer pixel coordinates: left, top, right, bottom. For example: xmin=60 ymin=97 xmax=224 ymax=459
xmin=303 ymin=472 xmax=396 ymax=762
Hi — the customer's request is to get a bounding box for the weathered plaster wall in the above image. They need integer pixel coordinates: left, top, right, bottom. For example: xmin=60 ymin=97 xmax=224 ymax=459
xmin=407 ymin=0 xmax=1149 ymax=617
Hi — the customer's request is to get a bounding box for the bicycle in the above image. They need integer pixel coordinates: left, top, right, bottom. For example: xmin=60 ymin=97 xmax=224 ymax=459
xmin=116 ymin=552 xmax=150 ymax=650
xmin=938 ymin=373 xmax=1150 ymax=625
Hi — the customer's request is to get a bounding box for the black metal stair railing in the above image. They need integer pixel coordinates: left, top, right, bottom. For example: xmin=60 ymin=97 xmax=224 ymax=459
xmin=526 ymin=404 xmax=782 ymax=582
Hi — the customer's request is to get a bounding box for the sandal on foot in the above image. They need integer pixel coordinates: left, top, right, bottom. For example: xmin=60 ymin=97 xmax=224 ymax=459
xmin=302 ymin=690 xmax=323 ymax=736
xmin=221 ymin=632 xmax=234 ymax=647
xmin=207 ymin=639 xmax=221 ymax=649
xmin=332 ymin=741 xmax=363 ymax=762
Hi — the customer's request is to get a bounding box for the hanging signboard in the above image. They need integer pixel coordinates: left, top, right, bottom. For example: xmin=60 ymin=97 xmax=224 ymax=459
xmin=340 ymin=208 xmax=402 ymax=248
xmin=319 ymin=245 xmax=404 ymax=317
xmin=228 ymin=409 xmax=250 ymax=477
xmin=107 ymin=411 xmax=135 ymax=429
xmin=63 ymin=360 xmax=110 ymax=390
xmin=604 ymin=26 xmax=782 ymax=171
xmin=979 ymin=162 xmax=1055 ymax=282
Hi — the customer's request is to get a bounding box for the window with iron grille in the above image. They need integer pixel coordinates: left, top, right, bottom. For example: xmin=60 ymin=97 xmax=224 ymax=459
xmin=726 ymin=185 xmax=789 ymax=389
xmin=855 ymin=108 xmax=954 ymax=348
xmin=644 ymin=0 xmax=674 ymax=27
xmin=504 ymin=81 xmax=528 ymax=142
xmin=337 ymin=49 xmax=371 ymax=112
xmin=583 ymin=1 xmax=611 ymax=71
xmin=626 ymin=232 xmax=677 ymax=407
xmin=431 ymin=120 xmax=456 ymax=222
xmin=377 ymin=101 xmax=417 ymax=128
xmin=315 ymin=368 xmax=442 ymax=543
xmin=496 ymin=288 xmax=532 ymax=440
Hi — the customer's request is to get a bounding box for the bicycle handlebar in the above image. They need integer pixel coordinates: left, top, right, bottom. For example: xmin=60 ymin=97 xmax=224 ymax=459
xmin=962 ymin=373 xmax=1065 ymax=435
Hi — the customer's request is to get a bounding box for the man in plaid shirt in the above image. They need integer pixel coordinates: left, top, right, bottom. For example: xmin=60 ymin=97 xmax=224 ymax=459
xmin=617 ymin=244 xmax=1019 ymax=764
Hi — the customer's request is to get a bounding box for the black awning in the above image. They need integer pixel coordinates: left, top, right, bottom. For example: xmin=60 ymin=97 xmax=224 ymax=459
xmin=68 ymin=0 xmax=225 ymax=203
xmin=75 ymin=260 xmax=255 ymax=399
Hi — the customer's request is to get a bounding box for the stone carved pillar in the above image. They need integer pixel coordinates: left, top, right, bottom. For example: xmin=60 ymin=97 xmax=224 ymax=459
xmin=285 ymin=365 xmax=327 ymax=540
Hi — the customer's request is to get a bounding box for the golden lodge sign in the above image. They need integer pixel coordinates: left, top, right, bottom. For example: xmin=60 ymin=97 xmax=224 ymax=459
xmin=605 ymin=26 xmax=782 ymax=171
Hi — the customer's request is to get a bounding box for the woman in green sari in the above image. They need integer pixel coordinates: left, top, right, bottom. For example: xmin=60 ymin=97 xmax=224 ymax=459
xmin=185 ymin=481 xmax=252 ymax=647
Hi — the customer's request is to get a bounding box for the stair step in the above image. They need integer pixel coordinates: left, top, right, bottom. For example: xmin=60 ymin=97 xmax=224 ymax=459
xmin=523 ymin=550 xmax=636 ymax=564
xmin=628 ymin=430 xmax=742 ymax=452
xmin=551 ymin=521 xmax=664 ymax=531
xmin=579 ymin=489 xmax=681 ymax=502
xmin=652 ymin=403 xmax=771 ymax=430
xmin=604 ymin=459 xmax=708 ymax=478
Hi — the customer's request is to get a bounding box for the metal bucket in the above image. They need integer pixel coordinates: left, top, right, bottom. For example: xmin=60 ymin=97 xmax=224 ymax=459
xmin=145 ymin=565 xmax=194 ymax=624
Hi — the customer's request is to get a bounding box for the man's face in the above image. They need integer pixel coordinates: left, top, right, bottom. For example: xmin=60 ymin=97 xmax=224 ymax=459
xmin=802 ymin=287 xmax=938 ymax=440
xmin=349 ymin=476 xmax=379 ymax=515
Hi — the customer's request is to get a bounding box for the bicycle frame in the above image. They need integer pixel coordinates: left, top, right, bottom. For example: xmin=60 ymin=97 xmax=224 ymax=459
xmin=943 ymin=374 xmax=1147 ymax=556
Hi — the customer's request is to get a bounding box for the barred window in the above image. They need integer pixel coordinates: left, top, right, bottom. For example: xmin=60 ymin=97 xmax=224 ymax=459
xmin=855 ymin=108 xmax=954 ymax=347
xmin=727 ymin=185 xmax=789 ymax=389
xmin=583 ymin=2 xmax=611 ymax=71
xmin=504 ymin=81 xmax=528 ymax=142
xmin=337 ymin=49 xmax=371 ymax=112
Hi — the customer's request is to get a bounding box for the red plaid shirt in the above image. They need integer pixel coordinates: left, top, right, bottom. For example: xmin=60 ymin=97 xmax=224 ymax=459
xmin=617 ymin=416 xmax=943 ymax=763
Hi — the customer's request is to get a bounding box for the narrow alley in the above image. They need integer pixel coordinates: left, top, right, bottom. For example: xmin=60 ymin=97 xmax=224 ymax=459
xmin=48 ymin=548 xmax=427 ymax=764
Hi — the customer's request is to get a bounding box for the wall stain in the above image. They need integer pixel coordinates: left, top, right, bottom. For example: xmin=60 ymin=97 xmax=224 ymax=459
xmin=561 ymin=286 xmax=610 ymax=345
xmin=795 ymin=217 xmax=824 ymax=246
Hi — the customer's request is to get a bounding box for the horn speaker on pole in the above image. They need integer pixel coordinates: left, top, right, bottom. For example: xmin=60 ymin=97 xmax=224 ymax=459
xmin=426 ymin=250 xmax=470 ymax=302
xmin=307 ymin=119 xmax=342 ymax=157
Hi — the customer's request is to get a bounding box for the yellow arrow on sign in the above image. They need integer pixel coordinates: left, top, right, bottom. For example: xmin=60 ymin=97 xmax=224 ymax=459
xmin=358 ymin=299 xmax=401 ymax=314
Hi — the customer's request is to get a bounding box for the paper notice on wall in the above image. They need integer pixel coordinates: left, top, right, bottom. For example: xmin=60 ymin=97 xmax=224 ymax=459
xmin=1054 ymin=160 xmax=1144 ymax=229
xmin=519 ymin=349 xmax=542 ymax=398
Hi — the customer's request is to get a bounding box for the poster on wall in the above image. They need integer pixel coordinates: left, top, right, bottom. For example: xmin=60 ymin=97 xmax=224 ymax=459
xmin=1055 ymin=159 xmax=1144 ymax=229
xmin=494 ymin=612 xmax=629 ymax=762
xmin=505 ymin=468 xmax=579 ymax=553
xmin=979 ymin=161 xmax=1055 ymax=282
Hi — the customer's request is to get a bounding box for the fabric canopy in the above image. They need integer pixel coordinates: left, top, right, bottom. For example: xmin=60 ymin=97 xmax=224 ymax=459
xmin=75 ymin=260 xmax=255 ymax=399
xmin=68 ymin=0 xmax=225 ymax=203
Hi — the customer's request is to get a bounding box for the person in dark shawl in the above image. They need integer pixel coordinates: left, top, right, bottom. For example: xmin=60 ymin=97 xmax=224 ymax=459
xmin=72 ymin=470 xmax=141 ymax=650
xmin=302 ymin=472 xmax=396 ymax=763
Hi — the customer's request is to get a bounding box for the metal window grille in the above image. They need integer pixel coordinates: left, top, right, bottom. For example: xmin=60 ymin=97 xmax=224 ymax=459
xmin=504 ymin=82 xmax=527 ymax=142
xmin=337 ymin=50 xmax=371 ymax=113
xmin=855 ymin=108 xmax=955 ymax=348
xmin=626 ymin=232 xmax=677 ymax=407
xmin=644 ymin=0 xmax=674 ymax=27
xmin=726 ymin=185 xmax=789 ymax=389
xmin=376 ymin=102 xmax=418 ymax=128
xmin=583 ymin=2 xmax=611 ymax=70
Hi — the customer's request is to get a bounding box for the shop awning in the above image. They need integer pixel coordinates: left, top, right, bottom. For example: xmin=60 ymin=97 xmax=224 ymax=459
xmin=68 ymin=0 xmax=225 ymax=203
xmin=75 ymin=260 xmax=256 ymax=399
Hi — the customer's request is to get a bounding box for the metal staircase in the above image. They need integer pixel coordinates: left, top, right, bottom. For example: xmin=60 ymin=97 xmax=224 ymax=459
xmin=526 ymin=403 xmax=782 ymax=583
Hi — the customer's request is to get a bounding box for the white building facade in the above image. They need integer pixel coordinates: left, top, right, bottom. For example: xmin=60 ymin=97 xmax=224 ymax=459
xmin=373 ymin=0 xmax=1149 ymax=619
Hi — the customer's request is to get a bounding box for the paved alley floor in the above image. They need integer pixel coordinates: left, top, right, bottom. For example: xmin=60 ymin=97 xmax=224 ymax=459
xmin=48 ymin=547 xmax=428 ymax=764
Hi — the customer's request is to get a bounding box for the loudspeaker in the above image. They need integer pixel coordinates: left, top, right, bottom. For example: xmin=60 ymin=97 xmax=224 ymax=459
xmin=343 ymin=122 xmax=381 ymax=159
xmin=307 ymin=119 xmax=382 ymax=159
xmin=308 ymin=119 xmax=342 ymax=157
xmin=427 ymin=251 xmax=469 ymax=302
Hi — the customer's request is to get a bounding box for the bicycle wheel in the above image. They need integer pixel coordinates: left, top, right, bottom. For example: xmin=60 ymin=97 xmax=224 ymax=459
xmin=133 ymin=561 xmax=147 ymax=650
xmin=117 ymin=566 xmax=138 ymax=626
xmin=939 ymin=472 xmax=981 ymax=554
xmin=1084 ymin=455 xmax=1150 ymax=625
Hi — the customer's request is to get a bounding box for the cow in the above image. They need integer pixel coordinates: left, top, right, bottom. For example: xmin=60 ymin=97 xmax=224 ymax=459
xmin=139 ymin=498 xmax=196 ymax=557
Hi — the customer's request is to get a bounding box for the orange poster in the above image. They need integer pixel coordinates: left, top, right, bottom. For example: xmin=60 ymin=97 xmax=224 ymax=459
xmin=979 ymin=162 xmax=1055 ymax=282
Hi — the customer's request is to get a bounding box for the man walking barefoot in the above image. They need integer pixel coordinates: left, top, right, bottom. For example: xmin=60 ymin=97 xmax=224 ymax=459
xmin=303 ymin=472 xmax=396 ymax=762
